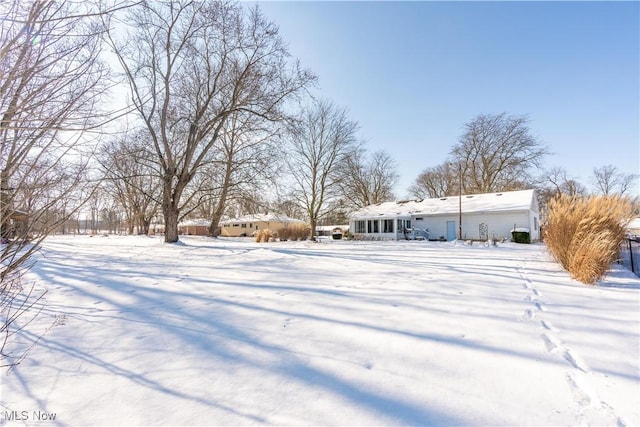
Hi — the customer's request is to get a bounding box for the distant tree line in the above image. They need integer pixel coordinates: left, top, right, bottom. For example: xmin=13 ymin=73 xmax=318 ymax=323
xmin=408 ymin=113 xmax=638 ymax=217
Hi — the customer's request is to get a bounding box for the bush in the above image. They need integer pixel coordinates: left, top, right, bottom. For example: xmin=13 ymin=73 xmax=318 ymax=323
xmin=277 ymin=223 xmax=310 ymax=241
xmin=544 ymin=194 xmax=634 ymax=285
xmin=254 ymin=229 xmax=274 ymax=243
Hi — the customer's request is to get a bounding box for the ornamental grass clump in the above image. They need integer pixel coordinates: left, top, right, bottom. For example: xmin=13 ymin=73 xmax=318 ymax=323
xmin=544 ymin=194 xmax=634 ymax=285
xmin=254 ymin=229 xmax=274 ymax=243
xmin=278 ymin=223 xmax=310 ymax=241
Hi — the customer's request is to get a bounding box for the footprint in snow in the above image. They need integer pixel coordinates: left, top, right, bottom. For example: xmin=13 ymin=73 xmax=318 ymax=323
xmin=563 ymin=349 xmax=589 ymax=373
xmin=540 ymin=320 xmax=555 ymax=331
xmin=542 ymin=333 xmax=561 ymax=352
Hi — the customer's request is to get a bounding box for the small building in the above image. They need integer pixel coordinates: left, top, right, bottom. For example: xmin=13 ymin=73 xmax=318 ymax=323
xmin=348 ymin=189 xmax=540 ymax=242
xmin=1 ymin=209 xmax=29 ymax=241
xmin=220 ymin=213 xmax=305 ymax=237
xmin=178 ymin=219 xmax=210 ymax=236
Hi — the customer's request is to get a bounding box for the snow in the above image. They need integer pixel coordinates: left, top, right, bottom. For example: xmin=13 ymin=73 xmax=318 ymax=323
xmin=349 ymin=189 xmax=535 ymax=219
xmin=2 ymin=235 xmax=639 ymax=426
xmin=220 ymin=213 xmax=305 ymax=225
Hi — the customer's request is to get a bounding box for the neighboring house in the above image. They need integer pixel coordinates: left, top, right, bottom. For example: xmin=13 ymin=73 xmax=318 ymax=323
xmin=627 ymin=218 xmax=640 ymax=238
xmin=348 ymin=189 xmax=540 ymax=242
xmin=178 ymin=219 xmax=210 ymax=236
xmin=1 ymin=209 xmax=29 ymax=240
xmin=220 ymin=213 xmax=305 ymax=237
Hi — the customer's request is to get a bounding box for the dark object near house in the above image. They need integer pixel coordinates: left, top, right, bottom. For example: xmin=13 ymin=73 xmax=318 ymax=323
xmin=511 ymin=228 xmax=531 ymax=244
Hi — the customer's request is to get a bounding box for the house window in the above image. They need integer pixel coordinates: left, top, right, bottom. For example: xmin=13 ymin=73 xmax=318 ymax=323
xmin=534 ymin=217 xmax=538 ymax=231
xmin=383 ymin=219 xmax=394 ymax=233
xmin=398 ymin=219 xmax=411 ymax=231
xmin=367 ymin=220 xmax=381 ymax=233
xmin=241 ymin=223 xmax=247 ymax=228
xmin=415 ymin=217 xmax=423 ymax=221
xmin=233 ymin=223 xmax=239 ymax=227
xmin=354 ymin=220 xmax=366 ymax=234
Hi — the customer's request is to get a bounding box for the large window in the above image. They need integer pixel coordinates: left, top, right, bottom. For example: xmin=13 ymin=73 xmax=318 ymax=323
xmin=354 ymin=220 xmax=366 ymax=234
xmin=383 ymin=219 xmax=394 ymax=233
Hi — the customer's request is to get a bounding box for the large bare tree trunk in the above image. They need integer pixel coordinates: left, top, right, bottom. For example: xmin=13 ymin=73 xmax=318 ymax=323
xmin=164 ymin=204 xmax=180 ymax=243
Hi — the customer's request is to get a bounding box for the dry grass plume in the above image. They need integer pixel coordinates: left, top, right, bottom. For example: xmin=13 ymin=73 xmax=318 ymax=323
xmin=277 ymin=223 xmax=310 ymax=241
xmin=544 ymin=194 xmax=634 ymax=284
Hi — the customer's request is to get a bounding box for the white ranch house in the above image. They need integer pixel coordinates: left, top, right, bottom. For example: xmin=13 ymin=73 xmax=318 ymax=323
xmin=349 ymin=189 xmax=540 ymax=242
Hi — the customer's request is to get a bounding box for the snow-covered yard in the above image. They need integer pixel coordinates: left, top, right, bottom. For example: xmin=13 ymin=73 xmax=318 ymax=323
xmin=2 ymin=235 xmax=639 ymax=426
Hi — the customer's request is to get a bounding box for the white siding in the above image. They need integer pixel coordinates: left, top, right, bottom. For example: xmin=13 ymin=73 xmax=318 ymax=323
xmin=349 ymin=190 xmax=540 ymax=242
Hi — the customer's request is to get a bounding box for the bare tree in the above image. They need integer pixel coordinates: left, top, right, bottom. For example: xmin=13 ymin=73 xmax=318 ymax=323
xmin=106 ymin=1 xmax=314 ymax=243
xmin=203 ymin=111 xmax=280 ymax=237
xmin=541 ymin=166 xmax=587 ymax=197
xmin=451 ymin=113 xmax=548 ymax=194
xmin=99 ymin=129 xmax=162 ymax=235
xmin=408 ymin=162 xmax=458 ymax=199
xmin=286 ymin=99 xmax=358 ymax=239
xmin=591 ymin=165 xmax=639 ymax=196
xmin=1 ymin=0 xmax=115 ymax=369
xmin=339 ymin=150 xmax=398 ymax=208
xmin=535 ymin=166 xmax=588 ymax=222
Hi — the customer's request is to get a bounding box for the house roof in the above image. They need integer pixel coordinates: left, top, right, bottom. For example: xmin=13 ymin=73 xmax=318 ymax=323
xmin=349 ymin=189 xmax=537 ymax=220
xmin=220 ymin=213 xmax=305 ymax=225
xmin=628 ymin=217 xmax=640 ymax=231
xmin=179 ymin=219 xmax=210 ymax=227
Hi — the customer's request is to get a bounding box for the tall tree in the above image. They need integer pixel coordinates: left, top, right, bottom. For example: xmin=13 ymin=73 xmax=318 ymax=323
xmin=99 ymin=129 xmax=162 ymax=235
xmin=339 ymin=150 xmax=398 ymax=208
xmin=451 ymin=113 xmax=548 ymax=194
xmin=408 ymin=162 xmax=458 ymax=199
xmin=535 ymin=166 xmax=588 ymax=222
xmin=591 ymin=165 xmax=638 ymax=196
xmin=203 ymin=111 xmax=280 ymax=237
xmin=106 ymin=1 xmax=314 ymax=243
xmin=286 ymin=99 xmax=358 ymax=239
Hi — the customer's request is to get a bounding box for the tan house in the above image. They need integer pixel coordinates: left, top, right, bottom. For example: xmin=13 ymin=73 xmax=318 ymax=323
xmin=220 ymin=213 xmax=305 ymax=237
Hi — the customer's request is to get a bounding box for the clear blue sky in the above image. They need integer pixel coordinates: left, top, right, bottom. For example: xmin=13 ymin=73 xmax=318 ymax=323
xmin=256 ymin=1 xmax=639 ymax=197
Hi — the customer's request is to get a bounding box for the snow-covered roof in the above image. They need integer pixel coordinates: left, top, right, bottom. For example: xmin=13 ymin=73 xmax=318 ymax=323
xmin=627 ymin=217 xmax=640 ymax=231
xmin=349 ymin=189 xmax=536 ymax=220
xmin=220 ymin=213 xmax=305 ymax=225
xmin=179 ymin=219 xmax=210 ymax=227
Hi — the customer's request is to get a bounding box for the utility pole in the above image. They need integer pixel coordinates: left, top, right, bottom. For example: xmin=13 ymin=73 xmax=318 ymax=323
xmin=458 ymin=163 xmax=462 ymax=240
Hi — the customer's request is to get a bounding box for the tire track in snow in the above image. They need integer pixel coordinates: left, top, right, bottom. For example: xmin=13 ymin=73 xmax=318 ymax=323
xmin=517 ymin=262 xmax=627 ymax=426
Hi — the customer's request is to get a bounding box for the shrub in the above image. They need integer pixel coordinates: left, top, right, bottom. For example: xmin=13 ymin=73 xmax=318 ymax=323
xmin=277 ymin=227 xmax=292 ymax=241
xmin=278 ymin=223 xmax=310 ymax=241
xmin=544 ymin=194 xmax=634 ymax=285
xmin=254 ymin=229 xmax=274 ymax=243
